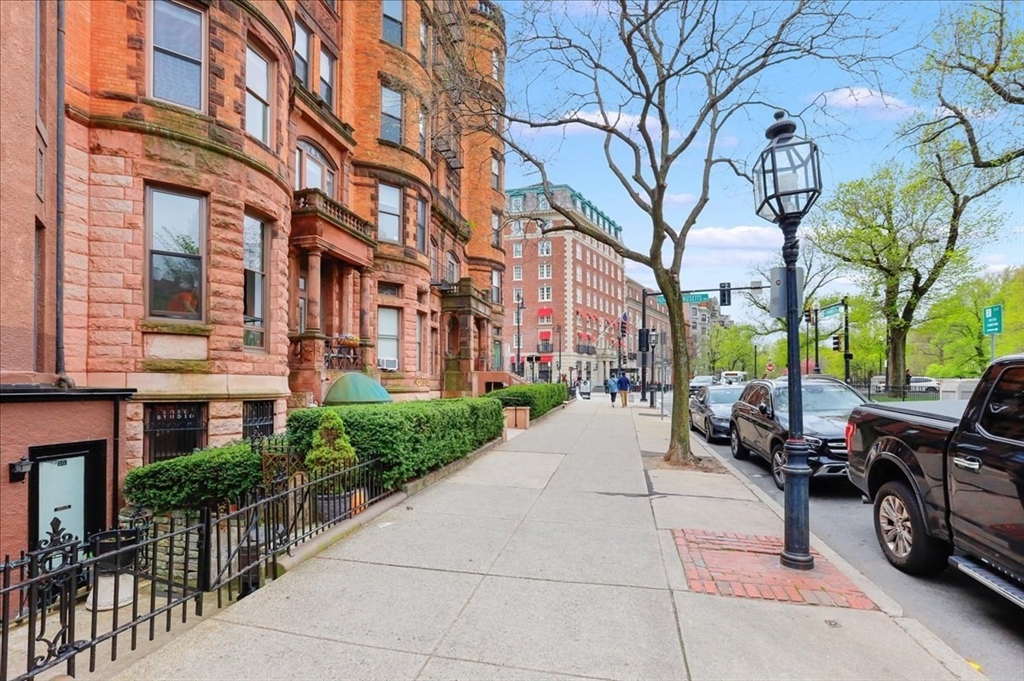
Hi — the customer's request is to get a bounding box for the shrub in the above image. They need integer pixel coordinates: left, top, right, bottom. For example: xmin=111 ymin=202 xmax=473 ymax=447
xmin=305 ymin=409 xmax=357 ymax=484
xmin=122 ymin=442 xmax=261 ymax=513
xmin=286 ymin=397 xmax=504 ymax=489
xmin=487 ymin=383 xmax=568 ymax=419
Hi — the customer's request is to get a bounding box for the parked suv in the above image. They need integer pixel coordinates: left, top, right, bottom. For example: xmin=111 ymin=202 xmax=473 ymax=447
xmin=729 ymin=376 xmax=866 ymax=489
xmin=908 ymin=376 xmax=941 ymax=393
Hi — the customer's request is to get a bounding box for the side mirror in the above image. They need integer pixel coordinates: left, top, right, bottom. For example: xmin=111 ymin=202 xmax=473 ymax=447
xmin=758 ymin=402 xmax=770 ymax=416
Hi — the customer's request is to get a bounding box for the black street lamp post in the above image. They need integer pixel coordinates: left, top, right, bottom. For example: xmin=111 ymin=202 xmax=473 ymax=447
xmin=753 ymin=111 xmax=822 ymax=571
xmin=515 ymin=298 xmax=526 ymax=377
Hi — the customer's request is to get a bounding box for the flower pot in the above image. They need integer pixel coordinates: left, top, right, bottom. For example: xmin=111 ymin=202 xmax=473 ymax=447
xmin=314 ymin=491 xmax=351 ymax=523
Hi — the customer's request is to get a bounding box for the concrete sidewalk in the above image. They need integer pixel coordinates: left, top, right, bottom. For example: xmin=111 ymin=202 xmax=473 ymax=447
xmin=112 ymin=397 xmax=984 ymax=681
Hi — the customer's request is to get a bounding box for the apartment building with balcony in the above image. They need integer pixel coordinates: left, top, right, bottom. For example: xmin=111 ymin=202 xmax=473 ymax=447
xmin=502 ymin=184 xmax=628 ymax=386
xmin=0 ymin=0 xmax=505 ymax=554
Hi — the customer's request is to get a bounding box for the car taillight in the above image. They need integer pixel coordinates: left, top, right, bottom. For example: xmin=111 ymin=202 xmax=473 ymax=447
xmin=845 ymin=421 xmax=855 ymax=454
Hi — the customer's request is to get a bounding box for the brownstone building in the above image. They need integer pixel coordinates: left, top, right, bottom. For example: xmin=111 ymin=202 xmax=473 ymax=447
xmin=1 ymin=0 xmax=506 ymax=555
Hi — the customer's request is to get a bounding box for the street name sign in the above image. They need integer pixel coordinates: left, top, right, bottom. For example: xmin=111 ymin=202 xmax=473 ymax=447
xmin=656 ymin=295 xmax=666 ymax=305
xmin=682 ymin=293 xmax=710 ymax=303
xmin=983 ymin=305 xmax=1003 ymax=335
xmin=821 ymin=304 xmax=841 ymax=319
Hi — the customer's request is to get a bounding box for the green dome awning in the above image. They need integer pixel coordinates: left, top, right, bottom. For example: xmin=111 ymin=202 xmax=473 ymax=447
xmin=323 ymin=372 xmax=392 ymax=405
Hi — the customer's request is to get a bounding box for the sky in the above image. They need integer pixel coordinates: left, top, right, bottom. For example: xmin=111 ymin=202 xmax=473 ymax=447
xmin=500 ymin=0 xmax=1024 ymax=326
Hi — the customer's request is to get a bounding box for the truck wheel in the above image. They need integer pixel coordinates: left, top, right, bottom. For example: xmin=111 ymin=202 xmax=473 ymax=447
xmin=771 ymin=444 xmax=786 ymax=490
xmin=873 ymin=481 xmax=950 ymax=575
xmin=730 ymin=426 xmax=749 ymax=460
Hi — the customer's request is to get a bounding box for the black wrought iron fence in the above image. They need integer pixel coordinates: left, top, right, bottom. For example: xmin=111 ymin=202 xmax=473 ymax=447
xmin=848 ymin=382 xmax=941 ymax=402
xmin=0 ymin=453 xmax=393 ymax=681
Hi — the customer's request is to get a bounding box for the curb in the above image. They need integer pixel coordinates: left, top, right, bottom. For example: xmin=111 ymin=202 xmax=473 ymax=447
xmin=689 ymin=435 xmax=987 ymax=681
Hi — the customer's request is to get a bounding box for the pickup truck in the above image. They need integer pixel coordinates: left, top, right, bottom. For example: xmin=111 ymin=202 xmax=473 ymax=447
xmin=846 ymin=355 xmax=1024 ymax=607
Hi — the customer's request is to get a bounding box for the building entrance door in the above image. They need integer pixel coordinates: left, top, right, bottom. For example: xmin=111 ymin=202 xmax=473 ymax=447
xmin=30 ymin=440 xmax=106 ymax=548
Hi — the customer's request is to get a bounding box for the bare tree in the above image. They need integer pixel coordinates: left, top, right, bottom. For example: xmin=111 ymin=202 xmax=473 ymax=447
xmin=449 ymin=0 xmax=904 ymax=464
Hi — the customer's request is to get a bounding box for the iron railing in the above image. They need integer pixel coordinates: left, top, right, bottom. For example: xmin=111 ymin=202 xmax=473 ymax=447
xmin=847 ymin=382 xmax=941 ymax=402
xmin=143 ymin=403 xmax=208 ymax=462
xmin=324 ymin=337 xmax=363 ymax=371
xmin=1 ymin=449 xmax=393 ymax=681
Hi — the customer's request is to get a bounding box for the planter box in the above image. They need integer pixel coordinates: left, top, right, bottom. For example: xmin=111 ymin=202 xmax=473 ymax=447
xmin=503 ymin=406 xmax=530 ymax=429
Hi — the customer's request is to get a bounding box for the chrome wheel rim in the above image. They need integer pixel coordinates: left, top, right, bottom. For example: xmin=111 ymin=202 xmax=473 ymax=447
xmin=879 ymin=495 xmax=913 ymax=558
xmin=731 ymin=430 xmax=739 ymax=453
xmin=772 ymin=450 xmax=785 ymax=484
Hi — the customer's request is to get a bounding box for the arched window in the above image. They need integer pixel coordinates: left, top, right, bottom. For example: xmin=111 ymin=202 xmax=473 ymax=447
xmin=445 ymin=251 xmax=459 ymax=283
xmin=294 ymin=139 xmax=337 ymax=197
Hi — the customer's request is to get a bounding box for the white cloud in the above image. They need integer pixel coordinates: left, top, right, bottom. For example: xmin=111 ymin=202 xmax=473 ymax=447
xmin=819 ymin=87 xmax=917 ymax=121
xmin=665 ymin=193 xmax=697 ymax=206
xmin=686 ymin=225 xmax=781 ymax=251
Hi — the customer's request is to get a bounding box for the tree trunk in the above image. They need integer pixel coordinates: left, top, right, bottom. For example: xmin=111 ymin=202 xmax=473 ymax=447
xmin=887 ymin=326 xmax=908 ymax=392
xmin=662 ymin=284 xmax=699 ymax=465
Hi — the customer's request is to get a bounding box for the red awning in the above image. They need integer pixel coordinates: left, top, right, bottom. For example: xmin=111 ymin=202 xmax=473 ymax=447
xmin=540 ymin=355 xmax=553 ymax=363
xmin=539 ymin=331 xmax=552 ymax=340
xmin=577 ymin=331 xmax=584 ymax=337
xmin=537 ymin=307 xmax=553 ymax=316
xmin=586 ymin=333 xmax=594 ymax=340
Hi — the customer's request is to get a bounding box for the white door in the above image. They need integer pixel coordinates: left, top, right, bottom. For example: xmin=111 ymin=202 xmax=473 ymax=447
xmin=37 ymin=456 xmax=86 ymax=543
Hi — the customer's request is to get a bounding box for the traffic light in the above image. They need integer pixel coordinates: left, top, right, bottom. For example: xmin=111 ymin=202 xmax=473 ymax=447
xmin=832 ymin=334 xmax=842 ymax=351
xmin=620 ymin=314 xmax=628 ymax=338
xmin=803 ymin=309 xmax=812 ymax=324
xmin=719 ymin=282 xmax=732 ymax=307
xmin=639 ymin=328 xmax=650 ymax=352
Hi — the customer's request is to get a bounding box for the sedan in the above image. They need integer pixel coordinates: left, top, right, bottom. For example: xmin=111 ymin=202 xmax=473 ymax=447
xmin=689 ymin=385 xmax=744 ymax=441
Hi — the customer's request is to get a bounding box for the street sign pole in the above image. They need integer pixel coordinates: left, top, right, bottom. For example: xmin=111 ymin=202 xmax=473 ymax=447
xmin=983 ymin=304 xmax=1003 ymax=362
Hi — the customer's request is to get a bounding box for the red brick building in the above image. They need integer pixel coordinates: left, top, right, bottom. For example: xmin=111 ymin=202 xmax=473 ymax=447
xmin=1 ymin=0 xmax=506 ymax=555
xmin=502 ymin=185 xmax=631 ymax=387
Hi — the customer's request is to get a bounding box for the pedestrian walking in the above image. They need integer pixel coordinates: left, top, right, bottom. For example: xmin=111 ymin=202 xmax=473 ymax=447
xmin=617 ymin=372 xmax=631 ymax=407
xmin=605 ymin=375 xmax=618 ymax=406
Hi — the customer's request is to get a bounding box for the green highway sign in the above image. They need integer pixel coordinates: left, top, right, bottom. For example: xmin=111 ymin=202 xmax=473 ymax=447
xmin=983 ymin=304 xmax=1003 ymax=335
xmin=821 ymin=304 xmax=841 ymax=319
xmin=681 ymin=293 xmax=710 ymax=303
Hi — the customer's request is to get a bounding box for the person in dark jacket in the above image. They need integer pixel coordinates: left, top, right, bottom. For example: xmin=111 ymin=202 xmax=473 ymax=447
xmin=617 ymin=373 xmax=631 ymax=407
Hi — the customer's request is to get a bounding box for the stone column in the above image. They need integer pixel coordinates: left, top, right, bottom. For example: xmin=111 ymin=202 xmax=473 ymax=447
xmin=306 ymin=249 xmax=322 ymax=333
xmin=343 ymin=267 xmax=356 ymax=334
xmin=359 ymin=268 xmax=373 ymax=341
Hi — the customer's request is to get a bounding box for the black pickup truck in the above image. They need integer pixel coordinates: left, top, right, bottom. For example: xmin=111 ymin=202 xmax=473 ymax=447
xmin=846 ymin=355 xmax=1024 ymax=607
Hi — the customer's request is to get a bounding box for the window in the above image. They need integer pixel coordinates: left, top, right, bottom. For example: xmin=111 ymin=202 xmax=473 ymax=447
xmin=575 ymin=244 xmax=581 ymax=258
xmin=419 ymin=108 xmax=428 ymax=155
xmin=152 ymin=0 xmax=204 ymax=110
xmin=491 ymin=212 xmax=501 ymax=248
xmin=492 ymin=49 xmax=501 ymax=80
xmin=491 ymin=156 xmax=501 ymax=190
xmin=491 ymin=269 xmax=501 ymax=304
xmin=512 ymin=287 xmax=522 ymax=303
xmin=445 ymin=251 xmax=459 ymax=283
xmin=378 ymin=183 xmax=401 ymax=242
xmin=979 ymin=367 xmax=1024 ymax=441
xmin=148 ymin=188 xmax=203 ymax=319
xmin=538 ymin=240 xmax=551 ymax=256
xmin=512 ymin=308 xmax=522 ymax=325
xmin=381 ymin=85 xmax=402 ymax=143
xmin=429 ymin=239 xmax=438 ymax=280
xmin=537 ymin=193 xmax=549 ymax=210
xmin=512 ymin=265 xmax=522 ymax=281
xmin=243 ymin=215 xmax=266 ymax=347
xmin=510 ymin=220 xmax=523 ymax=236
xmin=575 ymin=265 xmax=581 ymax=282
xmin=539 ymin=314 xmax=552 ymax=325
xmin=382 ymin=0 xmax=403 ymax=46
xmin=576 ymin=289 xmax=582 ymax=303
xmin=245 ymin=46 xmax=270 ymax=143
xmin=512 ymin=242 xmax=522 ymax=258
xmin=420 ymin=21 xmax=429 ymax=64
xmin=377 ymin=308 xmax=400 ymax=367
xmin=295 ymin=140 xmax=336 ymax=196
xmin=294 ymin=20 xmax=310 ymax=87
xmin=144 ymin=403 xmax=208 ymax=462
xmin=538 ymin=264 xmax=552 ymax=279
xmin=319 ymin=48 xmax=334 ymax=107
xmin=510 ymin=195 xmax=523 ymax=212
xmin=34 ymin=224 xmax=45 ymax=371
xmin=416 ymin=198 xmax=427 ymax=252
xmin=538 ymin=286 xmax=552 ymax=302
xmin=416 ymin=313 xmax=425 ymax=372
xmin=242 ymin=400 xmax=275 ymax=439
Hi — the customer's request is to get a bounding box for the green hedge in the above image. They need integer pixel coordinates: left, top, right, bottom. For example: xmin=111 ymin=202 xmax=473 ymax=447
xmin=486 ymin=383 xmax=568 ymax=419
xmin=122 ymin=442 xmax=262 ymax=513
xmin=286 ymin=397 xmax=504 ymax=489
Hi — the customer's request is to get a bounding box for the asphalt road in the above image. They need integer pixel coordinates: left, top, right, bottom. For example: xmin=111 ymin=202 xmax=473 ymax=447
xmin=697 ymin=429 xmax=1024 ymax=680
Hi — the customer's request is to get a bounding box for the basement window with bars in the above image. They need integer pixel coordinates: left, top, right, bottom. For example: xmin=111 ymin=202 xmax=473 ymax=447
xmin=242 ymin=400 xmax=275 ymax=440
xmin=144 ymin=403 xmax=208 ymax=462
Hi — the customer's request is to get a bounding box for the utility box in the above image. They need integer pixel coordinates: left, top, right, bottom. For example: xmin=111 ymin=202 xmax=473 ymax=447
xmin=503 ymin=406 xmax=530 ymax=429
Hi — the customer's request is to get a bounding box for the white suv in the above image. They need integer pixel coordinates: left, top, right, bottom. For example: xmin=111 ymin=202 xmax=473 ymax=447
xmin=908 ymin=376 xmax=941 ymax=393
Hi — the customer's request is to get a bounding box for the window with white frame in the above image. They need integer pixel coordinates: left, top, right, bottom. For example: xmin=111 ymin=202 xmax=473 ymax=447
xmin=293 ymin=20 xmax=310 ymax=87
xmin=512 ymin=309 xmax=522 ymax=325
xmin=377 ymin=307 xmax=400 ymax=366
xmin=513 ymin=242 xmax=522 ymax=257
xmin=575 ymin=244 xmax=581 ymax=259
xmin=148 ymin=187 xmax=203 ymax=320
xmin=382 ymin=0 xmax=403 ymax=46
xmin=378 ymin=183 xmax=401 ymax=242
xmin=538 ymin=314 xmax=552 ymax=325
xmin=512 ymin=265 xmax=522 ymax=281
xmin=416 ymin=313 xmax=425 ymax=372
xmin=538 ymin=263 xmax=551 ymax=279
xmin=491 ymin=212 xmax=501 ymax=248
xmin=245 ymin=46 xmax=270 ymax=143
xmin=512 ymin=287 xmax=522 ymax=303
xmin=538 ymin=286 xmax=552 ymax=302
xmin=243 ymin=214 xmax=266 ymax=347
xmin=510 ymin=195 xmax=523 ymax=212
xmin=445 ymin=251 xmax=459 ymax=282
xmin=152 ymin=0 xmax=205 ymax=110
xmin=491 ymin=269 xmax=501 ymax=303
xmin=419 ymin=108 xmax=428 ymax=155
xmin=537 ymin=193 xmax=549 ymax=210
xmin=294 ymin=139 xmax=336 ymax=196
xmin=538 ymin=240 xmax=551 ymax=256
xmin=381 ymin=85 xmax=402 ymax=144
xmin=491 ymin=156 xmax=501 ymax=190
xmin=576 ymin=289 xmax=582 ymax=303
xmin=510 ymin=220 xmax=523 ymax=236
xmin=420 ymin=20 xmax=429 ymax=64
xmin=492 ymin=49 xmax=501 ymax=80
xmin=575 ymin=265 xmax=581 ymax=282
xmin=319 ymin=48 xmax=334 ymax=107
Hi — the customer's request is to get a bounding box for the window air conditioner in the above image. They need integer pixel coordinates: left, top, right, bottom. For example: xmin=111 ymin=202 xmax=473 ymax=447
xmin=377 ymin=357 xmax=399 ymax=372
